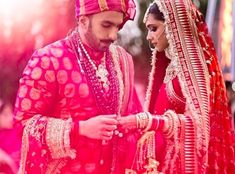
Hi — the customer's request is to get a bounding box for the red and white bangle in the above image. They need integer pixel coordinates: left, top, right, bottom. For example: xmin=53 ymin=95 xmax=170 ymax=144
xmin=136 ymin=112 xmax=149 ymax=129
xmin=143 ymin=112 xmax=153 ymax=132
xmin=163 ymin=111 xmax=176 ymax=138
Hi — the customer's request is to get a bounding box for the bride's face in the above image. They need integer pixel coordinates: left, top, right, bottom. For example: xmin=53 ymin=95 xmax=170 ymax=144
xmin=145 ymin=13 xmax=169 ymax=52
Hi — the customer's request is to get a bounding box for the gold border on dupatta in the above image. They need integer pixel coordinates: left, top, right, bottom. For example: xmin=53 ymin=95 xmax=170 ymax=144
xmin=152 ymin=0 xmax=210 ymax=173
xmin=109 ymin=44 xmax=124 ymax=115
xmin=166 ymin=79 xmax=186 ymax=106
xmin=144 ymin=49 xmax=157 ymax=111
xmin=114 ymin=46 xmax=131 ymax=114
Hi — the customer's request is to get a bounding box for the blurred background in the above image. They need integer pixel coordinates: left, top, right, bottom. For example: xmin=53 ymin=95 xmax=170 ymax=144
xmin=0 ymin=0 xmax=234 ymax=173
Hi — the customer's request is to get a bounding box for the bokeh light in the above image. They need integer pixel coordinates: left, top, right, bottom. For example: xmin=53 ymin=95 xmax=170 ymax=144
xmin=0 ymin=0 xmax=44 ymax=38
xmin=219 ymin=0 xmax=233 ymax=80
xmin=0 ymin=0 xmax=75 ymax=104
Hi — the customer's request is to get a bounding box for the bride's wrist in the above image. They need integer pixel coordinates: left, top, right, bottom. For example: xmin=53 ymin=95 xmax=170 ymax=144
xmin=135 ymin=112 xmax=165 ymax=132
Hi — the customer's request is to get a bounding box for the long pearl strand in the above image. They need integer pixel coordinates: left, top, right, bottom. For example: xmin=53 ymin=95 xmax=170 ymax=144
xmin=77 ymin=35 xmax=109 ymax=90
xmin=77 ymin=36 xmax=99 ymax=71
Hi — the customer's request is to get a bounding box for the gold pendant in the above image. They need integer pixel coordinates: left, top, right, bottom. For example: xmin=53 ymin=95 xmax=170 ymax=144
xmin=96 ymin=64 xmax=109 ymax=90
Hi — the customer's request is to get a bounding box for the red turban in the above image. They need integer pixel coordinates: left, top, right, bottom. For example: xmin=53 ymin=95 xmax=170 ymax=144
xmin=75 ymin=0 xmax=136 ymax=23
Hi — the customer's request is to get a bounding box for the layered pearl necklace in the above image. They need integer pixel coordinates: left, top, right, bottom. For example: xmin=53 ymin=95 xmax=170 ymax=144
xmin=77 ymin=36 xmax=109 ymax=91
xmin=69 ymin=31 xmax=125 ymax=172
xmin=72 ymin=32 xmax=120 ymax=115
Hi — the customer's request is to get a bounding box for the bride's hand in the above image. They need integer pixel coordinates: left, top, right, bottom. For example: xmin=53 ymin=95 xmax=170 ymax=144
xmin=117 ymin=115 xmax=137 ymax=131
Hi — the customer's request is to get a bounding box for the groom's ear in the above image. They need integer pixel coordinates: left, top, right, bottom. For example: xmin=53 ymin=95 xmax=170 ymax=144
xmin=78 ymin=15 xmax=90 ymax=31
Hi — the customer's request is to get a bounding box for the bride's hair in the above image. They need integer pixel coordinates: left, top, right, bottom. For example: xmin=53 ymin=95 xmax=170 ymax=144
xmin=148 ymin=3 xmax=164 ymax=21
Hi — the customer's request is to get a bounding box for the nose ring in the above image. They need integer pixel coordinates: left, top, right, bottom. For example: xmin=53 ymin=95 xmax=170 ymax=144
xmin=148 ymin=41 xmax=155 ymax=51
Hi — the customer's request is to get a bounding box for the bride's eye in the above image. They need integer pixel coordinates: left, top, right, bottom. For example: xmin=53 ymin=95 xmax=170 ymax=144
xmin=149 ymin=26 xmax=157 ymax=32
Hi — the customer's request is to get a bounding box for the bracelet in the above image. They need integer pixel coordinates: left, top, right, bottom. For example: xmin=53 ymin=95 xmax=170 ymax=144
xmin=150 ymin=117 xmax=159 ymax=130
xmin=158 ymin=117 xmax=165 ymax=131
xmin=136 ymin=112 xmax=148 ymax=129
xmin=149 ymin=116 xmax=165 ymax=131
xmin=143 ymin=112 xmax=153 ymax=132
xmin=136 ymin=113 xmax=141 ymax=129
xmin=163 ymin=112 xmax=175 ymax=138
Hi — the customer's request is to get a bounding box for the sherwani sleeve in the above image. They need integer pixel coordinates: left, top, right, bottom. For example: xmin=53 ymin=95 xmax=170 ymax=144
xmin=14 ymin=48 xmax=76 ymax=173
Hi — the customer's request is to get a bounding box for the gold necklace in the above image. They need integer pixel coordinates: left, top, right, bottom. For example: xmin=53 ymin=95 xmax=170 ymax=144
xmin=96 ymin=58 xmax=109 ymax=90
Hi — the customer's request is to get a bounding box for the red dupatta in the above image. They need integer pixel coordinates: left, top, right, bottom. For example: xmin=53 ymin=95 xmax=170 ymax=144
xmin=144 ymin=0 xmax=235 ymax=173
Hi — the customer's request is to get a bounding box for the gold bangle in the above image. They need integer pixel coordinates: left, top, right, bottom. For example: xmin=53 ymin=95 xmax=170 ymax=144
xmin=163 ymin=112 xmax=174 ymax=138
xmin=136 ymin=112 xmax=149 ymax=129
xmin=143 ymin=112 xmax=153 ymax=132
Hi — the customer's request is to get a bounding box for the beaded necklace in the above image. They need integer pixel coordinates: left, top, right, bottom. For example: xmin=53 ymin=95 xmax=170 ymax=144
xmin=69 ymin=31 xmax=125 ymax=173
xmin=71 ymin=32 xmax=120 ymax=114
xmin=77 ymin=37 xmax=110 ymax=91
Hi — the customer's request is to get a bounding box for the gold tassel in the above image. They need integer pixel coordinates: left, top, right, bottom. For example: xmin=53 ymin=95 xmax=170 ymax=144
xmin=144 ymin=158 xmax=162 ymax=174
xmin=137 ymin=131 xmax=162 ymax=174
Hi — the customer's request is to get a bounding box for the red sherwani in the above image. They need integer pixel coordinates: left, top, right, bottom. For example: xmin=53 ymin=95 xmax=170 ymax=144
xmin=14 ymin=32 xmax=141 ymax=174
